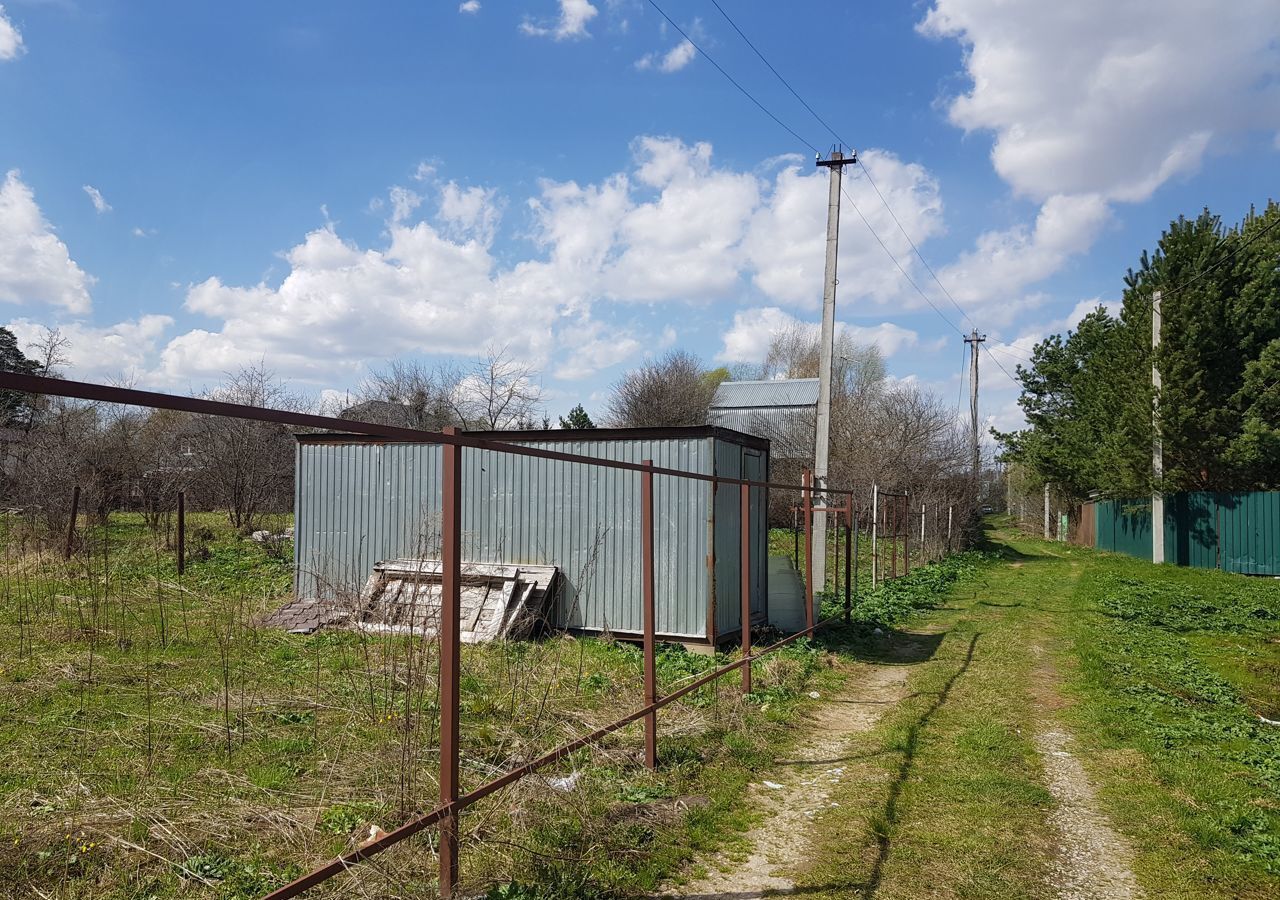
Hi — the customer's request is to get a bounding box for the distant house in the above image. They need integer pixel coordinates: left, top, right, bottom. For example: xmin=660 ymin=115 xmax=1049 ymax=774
xmin=707 ymin=379 xmax=818 ymax=459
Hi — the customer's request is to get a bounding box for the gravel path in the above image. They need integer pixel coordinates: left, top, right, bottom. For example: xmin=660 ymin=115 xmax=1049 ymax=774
xmin=662 ymin=662 xmax=912 ymax=899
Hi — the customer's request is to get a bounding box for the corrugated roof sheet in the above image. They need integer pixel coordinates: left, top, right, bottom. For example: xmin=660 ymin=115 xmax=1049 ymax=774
xmin=710 ymin=379 xmax=819 ymax=410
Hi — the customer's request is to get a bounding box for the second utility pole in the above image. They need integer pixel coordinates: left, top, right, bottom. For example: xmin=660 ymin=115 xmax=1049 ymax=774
xmin=813 ymin=148 xmax=858 ymax=605
xmin=964 ymin=330 xmax=986 ymax=488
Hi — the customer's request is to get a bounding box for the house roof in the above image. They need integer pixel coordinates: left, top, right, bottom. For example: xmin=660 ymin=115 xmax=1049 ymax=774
xmin=707 ymin=379 xmax=817 ymax=459
xmin=709 ymin=378 xmax=819 ymax=410
xmin=297 ymin=424 xmax=770 ymax=452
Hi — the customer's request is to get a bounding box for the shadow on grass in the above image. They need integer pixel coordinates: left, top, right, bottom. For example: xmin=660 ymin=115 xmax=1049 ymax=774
xmin=671 ymin=888 xmax=856 ymax=898
xmin=855 ymin=632 xmax=981 ymax=899
xmin=817 ymin=627 xmax=946 ymax=667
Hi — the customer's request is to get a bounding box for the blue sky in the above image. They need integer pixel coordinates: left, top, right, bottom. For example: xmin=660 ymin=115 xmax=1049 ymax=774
xmin=1 ymin=0 xmax=1278 ymax=430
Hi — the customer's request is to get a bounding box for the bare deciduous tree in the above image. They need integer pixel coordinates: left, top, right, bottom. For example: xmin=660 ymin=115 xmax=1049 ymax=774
xmin=605 ymin=350 xmax=722 ymax=427
xmin=355 ymin=346 xmax=543 ymax=431
xmin=193 ymin=364 xmax=300 ymax=533
xmin=447 ymin=346 xmax=543 ymax=430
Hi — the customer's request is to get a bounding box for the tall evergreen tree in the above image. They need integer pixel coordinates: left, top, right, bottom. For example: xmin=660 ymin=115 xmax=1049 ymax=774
xmin=558 ymin=404 xmax=595 ymax=430
xmin=0 ymin=327 xmax=39 ymax=428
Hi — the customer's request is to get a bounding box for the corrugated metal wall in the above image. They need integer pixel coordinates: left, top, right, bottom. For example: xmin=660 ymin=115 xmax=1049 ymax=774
xmin=1095 ymin=498 xmax=1154 ymax=561
xmin=294 ymin=434 xmax=770 ymax=642
xmin=1092 ymin=492 xmax=1280 ymax=575
xmin=710 ymin=441 xmax=768 ymax=639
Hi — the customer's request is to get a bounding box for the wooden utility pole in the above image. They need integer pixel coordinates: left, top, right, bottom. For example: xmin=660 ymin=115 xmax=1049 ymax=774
xmin=812 ymin=149 xmax=858 ymax=593
xmin=1151 ymin=290 xmax=1164 ymax=564
xmin=964 ymin=331 xmax=986 ymax=490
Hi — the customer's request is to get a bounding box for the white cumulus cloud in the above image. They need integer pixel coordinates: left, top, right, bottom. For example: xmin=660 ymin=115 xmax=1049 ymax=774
xmin=919 ymin=0 xmax=1280 ymax=203
xmin=8 ymin=315 xmax=172 ymax=382
xmin=718 ymin=306 xmax=920 ymax=363
xmin=636 ymin=39 xmax=695 ymax=73
xmin=458 ymin=1 xmax=481 ymax=14
xmin=83 ymin=184 xmax=111 ymax=214
xmin=0 ymin=5 xmax=24 ymax=61
xmin=147 ymin=138 xmax=950 ymax=388
xmin=520 ymin=0 xmax=598 ymax=41
xmin=742 ymin=149 xmax=944 ymax=310
xmin=938 ymin=193 xmax=1111 ymax=316
xmin=0 ymin=170 xmax=93 ymax=314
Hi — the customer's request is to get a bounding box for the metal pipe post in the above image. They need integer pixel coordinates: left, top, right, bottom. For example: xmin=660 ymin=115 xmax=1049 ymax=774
xmin=740 ymin=482 xmax=751 ymax=695
xmin=438 ymin=428 xmax=463 ymax=897
xmin=832 ymin=506 xmax=840 ymax=614
xmin=890 ymin=497 xmax=898 ymax=579
xmin=904 ymin=497 xmax=911 ymax=576
xmin=870 ymin=485 xmax=878 ymax=585
xmin=792 ymin=504 xmax=799 ymax=571
xmin=641 ymin=459 xmax=658 ymax=769
xmin=176 ymin=491 xmax=185 ymax=575
xmin=843 ymin=506 xmax=852 ymax=624
xmin=852 ymin=510 xmax=860 ymax=607
xmin=802 ymin=469 xmax=814 ymax=630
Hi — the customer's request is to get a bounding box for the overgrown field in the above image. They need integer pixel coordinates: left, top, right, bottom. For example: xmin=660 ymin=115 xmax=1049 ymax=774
xmin=0 ymin=512 xmax=840 ymax=899
xmin=1066 ymin=553 xmax=1280 ymax=889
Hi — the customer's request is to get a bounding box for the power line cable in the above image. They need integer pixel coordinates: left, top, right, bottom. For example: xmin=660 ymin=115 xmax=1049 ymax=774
xmin=704 ymin=0 xmax=979 ymax=331
xmin=707 ymin=0 xmax=849 ymax=149
xmin=1158 ymin=212 xmax=1280 ymax=300
xmin=839 ymin=184 xmax=967 ymax=339
xmin=662 ymin=0 xmax=1021 ymax=391
xmin=643 ymin=0 xmax=819 ymax=154
xmin=856 ymin=161 xmax=977 ymax=330
xmin=706 ymin=0 xmax=972 ymax=330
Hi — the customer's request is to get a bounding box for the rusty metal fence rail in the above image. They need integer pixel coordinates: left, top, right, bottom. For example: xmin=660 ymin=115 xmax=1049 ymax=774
xmin=0 ymin=372 xmax=921 ymax=899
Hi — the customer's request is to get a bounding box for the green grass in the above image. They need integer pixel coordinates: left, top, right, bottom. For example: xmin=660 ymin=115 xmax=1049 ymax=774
xmin=0 ymin=510 xmax=841 ymax=899
xmin=1064 ymin=555 xmax=1280 ymax=896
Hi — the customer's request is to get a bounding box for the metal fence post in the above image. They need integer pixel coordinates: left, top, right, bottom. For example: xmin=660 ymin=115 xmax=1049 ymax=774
xmin=871 ymin=484 xmax=878 ymax=585
xmin=904 ymin=496 xmax=911 ymax=576
xmin=176 ymin=490 xmax=185 ymax=576
xmin=439 ymin=428 xmax=463 ymax=898
xmin=740 ymin=482 xmax=751 ymax=695
xmin=920 ymin=504 xmax=926 ymax=558
xmin=792 ymin=504 xmax=799 ymax=572
xmin=852 ymin=508 xmax=860 ymax=606
xmin=843 ymin=501 xmax=852 ymax=624
xmin=64 ymin=485 xmax=80 ymax=560
xmin=890 ymin=496 xmax=898 ymax=579
xmin=802 ymin=469 xmax=814 ymax=630
xmin=641 ymin=459 xmax=658 ymax=769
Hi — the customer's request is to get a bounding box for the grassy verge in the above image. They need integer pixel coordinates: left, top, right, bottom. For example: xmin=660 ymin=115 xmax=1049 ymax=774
xmin=1062 ymin=553 xmax=1280 ymax=897
xmin=792 ymin=522 xmax=1280 ymax=899
xmin=0 ymin=511 xmax=843 ymax=899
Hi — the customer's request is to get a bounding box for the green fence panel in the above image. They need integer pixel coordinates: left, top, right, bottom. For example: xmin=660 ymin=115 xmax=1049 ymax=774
xmin=1096 ymin=490 xmax=1280 ymax=574
xmin=1220 ymin=491 xmax=1280 ymax=575
xmin=1096 ymin=498 xmax=1153 ymax=561
xmin=1167 ymin=492 xmax=1219 ymax=569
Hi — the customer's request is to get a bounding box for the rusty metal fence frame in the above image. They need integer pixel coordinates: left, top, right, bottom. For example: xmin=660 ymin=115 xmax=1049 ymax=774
xmin=1 ymin=372 xmax=914 ymax=899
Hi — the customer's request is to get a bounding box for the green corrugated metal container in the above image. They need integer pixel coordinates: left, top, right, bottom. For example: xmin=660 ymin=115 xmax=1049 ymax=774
xmin=1092 ymin=491 xmax=1280 ymax=575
